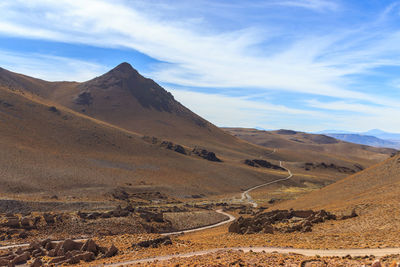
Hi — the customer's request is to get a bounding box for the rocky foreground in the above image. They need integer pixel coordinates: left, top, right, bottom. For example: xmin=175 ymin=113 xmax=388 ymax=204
xmin=229 ymin=209 xmax=356 ymax=234
xmin=0 ymin=238 xmax=118 ymax=266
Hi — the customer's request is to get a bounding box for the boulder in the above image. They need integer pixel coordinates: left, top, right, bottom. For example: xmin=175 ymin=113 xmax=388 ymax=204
xmin=30 ymin=258 xmax=43 ymax=267
xmin=4 ymin=217 xmax=20 ymax=228
xmin=81 ymin=239 xmax=98 ymax=255
xmin=60 ymin=239 xmax=83 ymax=253
xmin=104 ymin=245 xmax=118 ymax=258
xmin=67 ymin=252 xmax=95 ymax=264
xmin=20 ymin=217 xmax=31 ymax=228
xmin=11 ymin=252 xmax=30 ymax=265
xmin=228 ymin=221 xmax=241 ymax=234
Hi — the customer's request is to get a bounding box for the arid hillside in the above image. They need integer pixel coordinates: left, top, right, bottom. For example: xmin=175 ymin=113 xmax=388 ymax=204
xmin=279 ymin=152 xmax=400 ymax=211
xmin=0 ymin=65 xmax=395 ymax=204
xmin=0 ymin=64 xmax=264 ymax=159
xmin=0 ymin=86 xmax=288 ymax=201
xmin=224 ymin=128 xmax=395 ymax=179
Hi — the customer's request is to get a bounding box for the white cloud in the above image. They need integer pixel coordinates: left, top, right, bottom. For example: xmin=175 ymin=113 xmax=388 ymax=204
xmin=1 ymin=0 xmax=400 ymax=131
xmin=169 ymin=88 xmax=327 ymax=129
xmin=0 ymin=0 xmax=392 ymax=103
xmin=270 ymin=0 xmax=338 ymax=11
xmin=0 ymin=50 xmax=106 ymax=82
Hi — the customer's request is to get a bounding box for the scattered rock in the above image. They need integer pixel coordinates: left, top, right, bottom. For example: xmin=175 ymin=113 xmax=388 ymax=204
xmin=30 ymin=258 xmax=43 ymax=267
xmin=12 ymin=251 xmax=30 ymax=265
xmin=4 ymin=217 xmax=20 ymax=228
xmin=192 ymin=147 xmax=222 ymax=162
xmin=139 ymin=211 xmax=164 ymax=223
xmin=244 ymin=159 xmax=285 ymax=170
xmin=48 ymin=106 xmax=60 ymax=114
xmin=60 ymin=239 xmax=83 ymax=253
xmin=43 ymin=213 xmax=55 ymax=225
xmin=303 ymin=162 xmax=357 ymax=173
xmin=340 ymin=209 xmax=358 ymax=220
xmin=160 ymin=141 xmax=187 ymax=155
xmin=81 ymin=239 xmax=98 ymax=255
xmin=104 ymin=245 xmax=118 ymax=258
xmin=229 ymin=209 xmax=336 ymax=234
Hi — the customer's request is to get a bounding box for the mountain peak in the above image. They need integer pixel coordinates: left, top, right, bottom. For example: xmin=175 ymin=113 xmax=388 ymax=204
xmin=109 ymin=62 xmax=138 ymax=76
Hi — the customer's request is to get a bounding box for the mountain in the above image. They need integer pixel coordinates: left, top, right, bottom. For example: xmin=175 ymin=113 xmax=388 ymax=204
xmin=363 ymin=129 xmax=400 ymax=141
xmin=0 ymin=64 xmax=294 ymax=201
xmin=0 ymin=63 xmax=268 ymax=158
xmin=325 ymin=133 xmax=400 ymax=149
xmin=0 ymin=84 xmax=289 ymax=200
xmin=315 ymin=130 xmax=356 ymax=134
xmin=0 ymin=64 xmax=395 ymax=202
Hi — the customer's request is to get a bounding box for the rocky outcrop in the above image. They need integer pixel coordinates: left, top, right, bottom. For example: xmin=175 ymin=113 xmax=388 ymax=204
xmin=0 ymin=238 xmax=118 ymax=266
xmin=303 ymin=162 xmax=360 ymax=173
xmin=143 ymin=136 xmax=187 ymax=155
xmin=74 ymin=91 xmax=93 ymax=105
xmin=276 ymin=129 xmax=297 ymax=135
xmin=192 ymin=147 xmax=222 ymax=162
xmin=160 ymin=141 xmax=187 ymax=155
xmin=244 ymin=159 xmax=285 ymax=170
xmin=229 ymin=209 xmax=336 ymax=234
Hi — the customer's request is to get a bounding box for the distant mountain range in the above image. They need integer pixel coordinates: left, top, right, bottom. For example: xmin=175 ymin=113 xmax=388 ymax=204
xmin=315 ymin=129 xmax=400 ymax=149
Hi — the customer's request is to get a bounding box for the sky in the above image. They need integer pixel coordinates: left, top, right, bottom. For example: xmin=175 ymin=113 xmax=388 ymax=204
xmin=1 ymin=0 xmax=400 ymax=132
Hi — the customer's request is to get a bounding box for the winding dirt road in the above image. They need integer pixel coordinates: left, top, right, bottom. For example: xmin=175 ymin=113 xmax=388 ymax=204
xmin=106 ymin=246 xmax=400 ymax=266
xmin=161 ymin=209 xmax=235 ymax=236
xmin=4 ymin=151 xmax=400 ymax=265
xmin=241 ymin=160 xmax=293 ymax=207
xmin=0 ymin=211 xmax=234 ymax=251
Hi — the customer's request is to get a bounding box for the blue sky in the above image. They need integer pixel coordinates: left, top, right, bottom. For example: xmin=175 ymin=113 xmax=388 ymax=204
xmin=1 ymin=0 xmax=400 ymax=132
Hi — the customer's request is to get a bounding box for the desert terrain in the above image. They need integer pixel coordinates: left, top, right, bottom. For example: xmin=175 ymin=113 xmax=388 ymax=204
xmin=0 ymin=65 xmax=399 ymax=266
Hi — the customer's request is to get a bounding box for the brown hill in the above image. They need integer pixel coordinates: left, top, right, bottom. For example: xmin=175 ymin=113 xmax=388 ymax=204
xmin=0 ymin=85 xmax=290 ymax=201
xmin=269 ymin=153 xmax=400 ymax=248
xmin=224 ymin=128 xmax=395 ymax=179
xmin=278 ymin=153 xmax=400 ymax=211
xmin=0 ymin=65 xmax=394 ymax=204
xmin=0 ymin=64 xmax=251 ymax=156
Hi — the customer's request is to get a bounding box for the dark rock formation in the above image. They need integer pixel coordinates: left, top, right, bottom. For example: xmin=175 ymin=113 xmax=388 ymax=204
xmin=192 ymin=147 xmax=222 ymax=162
xmin=160 ymin=141 xmax=187 ymax=155
xmin=244 ymin=159 xmax=285 ymax=170
xmin=74 ymin=91 xmax=93 ymax=105
xmin=229 ymin=209 xmax=336 ymax=234
xmin=303 ymin=162 xmax=357 ymax=173
xmin=276 ymin=129 xmax=297 ymax=135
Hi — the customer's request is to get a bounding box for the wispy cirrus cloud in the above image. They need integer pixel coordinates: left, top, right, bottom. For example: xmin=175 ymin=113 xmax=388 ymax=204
xmin=268 ymin=0 xmax=339 ymax=11
xmin=1 ymin=0 xmax=400 ymax=131
xmin=0 ymin=49 xmax=106 ymax=82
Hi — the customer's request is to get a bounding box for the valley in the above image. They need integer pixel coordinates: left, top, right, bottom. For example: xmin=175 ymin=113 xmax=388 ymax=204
xmin=0 ymin=64 xmax=399 ymax=266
